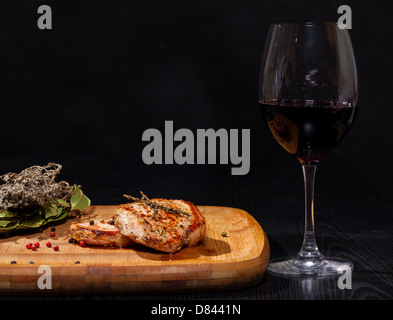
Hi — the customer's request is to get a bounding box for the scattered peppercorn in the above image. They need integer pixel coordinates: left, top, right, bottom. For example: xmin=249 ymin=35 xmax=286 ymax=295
xmin=46 ymin=242 xmax=52 ymax=247
xmin=51 ymin=227 xmax=56 ymax=232
xmin=73 ymin=238 xmax=78 ymax=244
xmin=10 ymin=260 xmax=16 ymax=264
xmin=68 ymin=238 xmax=74 ymax=243
xmin=74 ymin=260 xmax=80 ymax=264
xmin=26 ymin=243 xmax=32 ymax=249
xmin=53 ymin=245 xmax=59 ymax=251
xmin=50 ymin=232 xmax=56 ymax=237
xmin=31 ymin=244 xmax=37 ymax=251
xmin=221 ymin=231 xmax=228 ymax=237
xmin=89 ymin=220 xmax=94 ymax=225
xmin=34 ymin=242 xmax=40 ymax=248
xmin=109 ymin=219 xmax=115 ymax=225
xmin=79 ymin=240 xmax=86 ymax=247
xmin=29 ymin=261 xmax=34 ymax=264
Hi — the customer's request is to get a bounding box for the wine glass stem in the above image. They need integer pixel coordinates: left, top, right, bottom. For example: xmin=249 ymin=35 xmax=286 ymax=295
xmin=297 ymin=163 xmax=324 ymax=262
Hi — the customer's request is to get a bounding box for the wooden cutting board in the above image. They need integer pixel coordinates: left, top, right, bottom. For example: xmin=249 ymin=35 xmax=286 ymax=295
xmin=0 ymin=205 xmax=269 ymax=295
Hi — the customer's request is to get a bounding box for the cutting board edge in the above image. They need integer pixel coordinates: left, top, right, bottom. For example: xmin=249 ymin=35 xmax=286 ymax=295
xmin=0 ymin=231 xmax=269 ymax=296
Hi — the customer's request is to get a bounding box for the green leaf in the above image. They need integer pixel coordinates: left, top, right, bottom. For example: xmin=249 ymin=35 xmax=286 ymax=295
xmin=0 ymin=210 xmax=20 ymax=233
xmin=0 ymin=219 xmax=19 ymax=233
xmin=48 ymin=208 xmax=68 ymax=222
xmin=43 ymin=202 xmax=59 ymax=219
xmin=0 ymin=210 xmax=18 ymax=218
xmin=0 ymin=220 xmax=14 ymax=227
xmin=70 ymin=185 xmax=91 ymax=211
xmin=54 ymin=198 xmax=71 ymax=207
xmin=19 ymin=214 xmax=46 ymax=229
xmin=70 ymin=186 xmax=82 ymax=208
xmin=0 ymin=226 xmax=18 ymax=233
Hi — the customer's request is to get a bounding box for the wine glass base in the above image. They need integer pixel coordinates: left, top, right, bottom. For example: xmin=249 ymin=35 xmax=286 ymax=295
xmin=268 ymin=256 xmax=353 ymax=277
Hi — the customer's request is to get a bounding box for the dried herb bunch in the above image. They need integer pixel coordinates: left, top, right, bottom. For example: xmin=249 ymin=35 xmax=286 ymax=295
xmin=0 ymin=163 xmax=91 ymax=235
xmin=124 ymin=192 xmax=190 ymax=217
xmin=0 ymin=163 xmax=73 ymax=210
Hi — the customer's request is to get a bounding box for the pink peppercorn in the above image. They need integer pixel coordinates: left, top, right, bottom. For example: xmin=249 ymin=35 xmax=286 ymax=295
xmin=46 ymin=242 xmax=51 ymax=247
xmin=50 ymin=232 xmax=56 ymax=237
xmin=26 ymin=243 xmax=32 ymax=249
xmin=31 ymin=244 xmax=37 ymax=251
xmin=34 ymin=242 xmax=40 ymax=248
xmin=53 ymin=245 xmax=59 ymax=251
xmin=79 ymin=241 xmax=86 ymax=247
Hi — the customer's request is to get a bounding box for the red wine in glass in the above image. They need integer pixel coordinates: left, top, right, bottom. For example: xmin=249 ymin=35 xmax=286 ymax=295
xmin=259 ymin=100 xmax=357 ymax=163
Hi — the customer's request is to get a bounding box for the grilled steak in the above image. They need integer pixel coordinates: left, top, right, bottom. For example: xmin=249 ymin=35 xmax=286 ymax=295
xmin=115 ymin=199 xmax=206 ymax=253
xmin=70 ymin=220 xmax=133 ymax=247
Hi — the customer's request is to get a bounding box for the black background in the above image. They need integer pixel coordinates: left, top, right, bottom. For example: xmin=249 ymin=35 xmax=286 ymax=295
xmin=1 ymin=0 xmax=393 ymax=300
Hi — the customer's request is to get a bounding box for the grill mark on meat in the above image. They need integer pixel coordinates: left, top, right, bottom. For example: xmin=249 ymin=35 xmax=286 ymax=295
xmin=115 ymin=199 xmax=206 ymax=253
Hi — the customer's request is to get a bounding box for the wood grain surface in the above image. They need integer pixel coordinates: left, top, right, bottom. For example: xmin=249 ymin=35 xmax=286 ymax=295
xmin=0 ymin=205 xmax=269 ymax=295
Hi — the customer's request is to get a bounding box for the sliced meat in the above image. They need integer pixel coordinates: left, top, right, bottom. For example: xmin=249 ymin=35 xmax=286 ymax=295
xmin=115 ymin=199 xmax=206 ymax=253
xmin=70 ymin=220 xmax=133 ymax=247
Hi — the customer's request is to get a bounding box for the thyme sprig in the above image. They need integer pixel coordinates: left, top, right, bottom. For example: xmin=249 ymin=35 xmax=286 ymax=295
xmin=123 ymin=192 xmax=190 ymax=217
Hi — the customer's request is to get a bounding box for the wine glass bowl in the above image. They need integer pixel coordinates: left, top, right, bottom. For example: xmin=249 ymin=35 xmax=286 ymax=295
xmin=258 ymin=22 xmax=358 ymax=276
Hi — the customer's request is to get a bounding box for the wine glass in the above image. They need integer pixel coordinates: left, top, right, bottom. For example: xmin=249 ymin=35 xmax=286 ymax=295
xmin=258 ymin=22 xmax=358 ymax=276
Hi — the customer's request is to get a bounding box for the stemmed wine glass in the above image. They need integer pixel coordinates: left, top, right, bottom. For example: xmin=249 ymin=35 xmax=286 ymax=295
xmin=258 ymin=22 xmax=358 ymax=276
